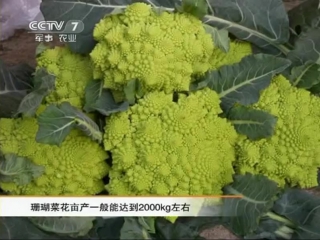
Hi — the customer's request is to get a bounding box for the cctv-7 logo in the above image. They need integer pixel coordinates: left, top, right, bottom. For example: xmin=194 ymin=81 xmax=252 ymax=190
xmin=71 ymin=21 xmax=79 ymax=31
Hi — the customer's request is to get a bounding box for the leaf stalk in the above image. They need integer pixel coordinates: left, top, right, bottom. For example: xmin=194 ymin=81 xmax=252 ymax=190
xmin=264 ymin=211 xmax=295 ymax=228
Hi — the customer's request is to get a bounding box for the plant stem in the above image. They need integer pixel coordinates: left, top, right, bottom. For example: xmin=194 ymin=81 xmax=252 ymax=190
xmin=275 ymin=228 xmax=292 ymax=240
xmin=264 ymin=211 xmax=295 ymax=228
xmin=277 ymin=44 xmax=291 ymax=56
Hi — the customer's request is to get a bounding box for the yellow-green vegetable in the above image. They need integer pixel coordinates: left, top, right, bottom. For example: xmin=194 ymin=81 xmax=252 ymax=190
xmin=103 ymin=88 xmax=237 ymax=196
xmin=0 ymin=117 xmax=110 ymax=195
xmin=235 ymin=75 xmax=320 ymax=188
xmin=90 ymin=2 xmax=215 ymax=94
xmin=36 ymin=46 xmax=94 ymax=108
xmin=209 ymin=40 xmax=252 ymax=70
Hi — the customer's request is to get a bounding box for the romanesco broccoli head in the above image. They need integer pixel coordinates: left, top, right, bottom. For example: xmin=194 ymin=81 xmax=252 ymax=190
xmin=209 ymin=40 xmax=252 ymax=70
xmin=103 ymin=88 xmax=238 ymax=196
xmin=235 ymin=75 xmax=320 ymax=188
xmin=90 ymin=2 xmax=215 ymax=94
xmin=0 ymin=117 xmax=110 ymax=195
xmin=36 ymin=46 xmax=93 ymax=108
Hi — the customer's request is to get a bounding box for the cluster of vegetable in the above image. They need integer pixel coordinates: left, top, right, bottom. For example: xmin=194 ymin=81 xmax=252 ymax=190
xmin=0 ymin=0 xmax=319 ymax=239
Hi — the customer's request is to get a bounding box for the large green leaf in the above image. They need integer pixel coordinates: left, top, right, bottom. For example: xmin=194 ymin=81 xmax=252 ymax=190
xmin=191 ymin=54 xmax=291 ymax=112
xmin=0 ymin=217 xmax=71 ymax=239
xmin=35 ymin=43 xmax=50 ymax=57
xmin=60 ymin=103 xmax=103 ymax=142
xmin=36 ymin=104 xmax=75 ymax=146
xmin=203 ymin=0 xmax=290 ymax=55
xmin=138 ymin=217 xmax=156 ymax=234
xmin=176 ymin=0 xmax=208 ymax=19
xmin=226 ymin=105 xmax=277 ymax=140
xmin=40 ymin=0 xmax=179 ymax=54
xmin=0 ymin=61 xmax=34 ymax=118
xmin=309 ymin=81 xmax=320 ymax=95
xmin=16 ymin=68 xmax=56 ymax=117
xmin=203 ymin=24 xmax=230 ymax=53
xmin=84 ymin=80 xmax=129 ymax=116
xmin=120 ymin=217 xmax=153 ymax=239
xmin=95 ymin=217 xmax=212 ymax=240
xmin=244 ymin=218 xmax=286 ymax=240
xmin=29 ymin=217 xmax=96 ymax=238
xmin=222 ymin=173 xmax=279 ymax=236
xmin=0 ymin=153 xmax=44 ymax=186
xmin=288 ymin=0 xmax=320 ymax=35
xmin=288 ymin=28 xmax=320 ymax=65
xmin=123 ymin=79 xmax=146 ymax=104
xmin=94 ymin=217 xmax=125 ymax=239
xmin=287 ymin=62 xmax=320 ymax=89
xmin=124 ymin=80 xmax=137 ymax=105
xmin=36 ymin=102 xmax=102 ymax=146
xmin=0 ymin=217 xmax=100 ymax=239
xmin=154 ymin=217 xmax=212 ymax=239
xmin=273 ymin=189 xmax=320 ymax=239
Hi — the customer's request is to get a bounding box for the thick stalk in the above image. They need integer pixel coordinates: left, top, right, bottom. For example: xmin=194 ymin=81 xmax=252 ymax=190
xmin=265 ymin=211 xmax=295 ymax=228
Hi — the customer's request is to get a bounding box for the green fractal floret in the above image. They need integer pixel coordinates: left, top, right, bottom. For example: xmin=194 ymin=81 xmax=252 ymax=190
xmin=0 ymin=117 xmax=110 ymax=195
xmin=235 ymin=75 xmax=320 ymax=188
xmin=36 ymin=46 xmax=94 ymax=108
xmin=103 ymin=88 xmax=238 ymax=196
xmin=209 ymin=40 xmax=252 ymax=70
xmin=90 ymin=2 xmax=215 ymax=95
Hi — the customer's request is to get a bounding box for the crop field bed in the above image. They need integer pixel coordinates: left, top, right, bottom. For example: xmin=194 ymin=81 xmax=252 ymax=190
xmin=0 ymin=0 xmax=319 ymax=239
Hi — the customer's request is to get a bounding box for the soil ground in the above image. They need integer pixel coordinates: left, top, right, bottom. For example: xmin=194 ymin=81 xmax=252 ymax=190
xmin=0 ymin=1 xmax=309 ymax=239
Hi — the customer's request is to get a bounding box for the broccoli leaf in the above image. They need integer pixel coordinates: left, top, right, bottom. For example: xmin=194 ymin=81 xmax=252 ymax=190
xmin=309 ymin=81 xmax=320 ymax=95
xmin=124 ymin=79 xmax=145 ymax=104
xmin=0 ymin=60 xmax=33 ymax=118
xmin=0 ymin=153 xmax=44 ymax=186
xmin=0 ymin=217 xmax=73 ymax=239
xmin=62 ymin=103 xmax=103 ymax=141
xmin=176 ymin=0 xmax=208 ymax=19
xmin=124 ymin=80 xmax=137 ymax=104
xmin=36 ymin=102 xmax=102 ymax=146
xmin=120 ymin=217 xmax=153 ymax=239
xmin=204 ymin=0 xmax=290 ymax=55
xmin=273 ymin=189 xmax=320 ymax=239
xmin=16 ymin=68 xmax=56 ymax=117
xmin=29 ymin=217 xmax=96 ymax=238
xmin=288 ymin=62 xmax=320 ymax=89
xmin=10 ymin=87 xmax=43 ymax=116
xmin=288 ymin=0 xmax=320 ymax=35
xmin=138 ymin=217 xmax=156 ymax=234
xmin=227 ymin=105 xmax=277 ymax=140
xmin=222 ymin=173 xmax=279 ymax=236
xmin=244 ymin=218 xmax=285 ymax=240
xmin=32 ymin=68 xmax=55 ymax=90
xmin=286 ymin=27 xmax=320 ymax=93
xmin=40 ymin=0 xmax=179 ymax=54
xmin=203 ymin=24 xmax=230 ymax=53
xmin=35 ymin=43 xmax=50 ymax=57
xmin=191 ymin=54 xmax=291 ymax=112
xmin=84 ymin=80 xmax=129 ymax=116
xmin=95 ymin=217 xmax=125 ymax=239
xmin=288 ymin=28 xmax=320 ymax=65
xmin=154 ymin=217 xmax=211 ymax=239
xmin=36 ymin=104 xmax=75 ymax=146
